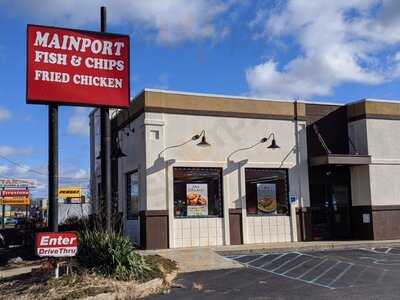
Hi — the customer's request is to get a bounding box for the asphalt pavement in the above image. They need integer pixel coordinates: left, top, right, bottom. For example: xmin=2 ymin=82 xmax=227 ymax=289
xmin=150 ymin=246 xmax=400 ymax=300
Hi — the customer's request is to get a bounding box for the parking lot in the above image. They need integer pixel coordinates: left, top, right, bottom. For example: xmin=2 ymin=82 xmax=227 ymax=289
xmin=151 ymin=247 xmax=400 ymax=299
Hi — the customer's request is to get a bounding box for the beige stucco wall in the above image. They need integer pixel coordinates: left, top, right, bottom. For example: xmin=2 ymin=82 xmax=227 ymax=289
xmin=118 ymin=114 xmax=146 ymax=244
xmin=348 ymin=118 xmax=400 ymax=207
xmin=366 ymin=118 xmax=400 ymax=206
xmin=137 ymin=111 xmax=310 ymax=246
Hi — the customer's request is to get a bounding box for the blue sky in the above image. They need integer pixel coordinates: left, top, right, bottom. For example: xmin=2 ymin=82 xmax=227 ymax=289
xmin=0 ymin=0 xmax=400 ymax=197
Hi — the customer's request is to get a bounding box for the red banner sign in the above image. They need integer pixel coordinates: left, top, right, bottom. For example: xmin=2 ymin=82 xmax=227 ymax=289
xmin=36 ymin=232 xmax=78 ymax=257
xmin=1 ymin=189 xmax=29 ymax=197
xmin=27 ymin=25 xmax=130 ymax=108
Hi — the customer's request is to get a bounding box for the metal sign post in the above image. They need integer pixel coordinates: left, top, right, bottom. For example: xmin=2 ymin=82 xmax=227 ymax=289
xmin=48 ymin=104 xmax=59 ymax=232
xmin=100 ymin=6 xmax=112 ymax=233
xmin=1 ymin=187 xmax=4 ymax=229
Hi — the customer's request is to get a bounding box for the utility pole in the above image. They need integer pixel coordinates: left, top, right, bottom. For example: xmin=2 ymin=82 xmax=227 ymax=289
xmin=100 ymin=6 xmax=112 ymax=232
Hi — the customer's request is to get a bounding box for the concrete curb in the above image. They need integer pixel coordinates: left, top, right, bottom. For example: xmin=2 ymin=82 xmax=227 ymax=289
xmin=213 ymin=240 xmax=400 ymax=255
xmin=0 ymin=265 xmax=41 ymax=279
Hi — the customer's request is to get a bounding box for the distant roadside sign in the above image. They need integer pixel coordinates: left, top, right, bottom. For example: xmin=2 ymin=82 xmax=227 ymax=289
xmin=0 ymin=197 xmax=30 ymax=205
xmin=36 ymin=232 xmax=78 ymax=257
xmin=58 ymin=187 xmax=81 ymax=199
xmin=1 ymin=189 xmax=29 ymax=197
xmin=0 ymin=179 xmax=35 ymax=188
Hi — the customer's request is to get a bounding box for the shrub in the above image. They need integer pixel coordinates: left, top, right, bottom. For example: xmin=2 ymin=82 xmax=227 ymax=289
xmin=77 ymin=230 xmax=153 ymax=281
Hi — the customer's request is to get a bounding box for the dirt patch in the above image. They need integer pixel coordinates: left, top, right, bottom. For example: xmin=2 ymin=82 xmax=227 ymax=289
xmin=0 ymin=255 xmax=178 ymax=300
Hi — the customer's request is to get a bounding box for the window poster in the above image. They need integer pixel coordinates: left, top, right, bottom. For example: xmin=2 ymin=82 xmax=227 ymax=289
xmin=186 ymin=183 xmax=208 ymax=216
xmin=257 ymin=183 xmax=277 ymax=214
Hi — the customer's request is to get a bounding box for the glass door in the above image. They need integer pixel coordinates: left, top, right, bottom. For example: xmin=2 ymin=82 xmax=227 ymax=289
xmin=330 ymin=184 xmax=352 ymax=239
xmin=311 ymin=183 xmax=352 ymax=240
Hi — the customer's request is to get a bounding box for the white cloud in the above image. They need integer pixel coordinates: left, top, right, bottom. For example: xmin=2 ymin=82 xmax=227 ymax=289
xmin=72 ymin=169 xmax=89 ymax=180
xmin=246 ymin=0 xmax=400 ymax=99
xmin=0 ymin=165 xmax=10 ymax=175
xmin=0 ymin=107 xmax=11 ymax=121
xmin=67 ymin=108 xmax=90 ymax=137
xmin=0 ymin=146 xmax=33 ymax=156
xmin=2 ymin=0 xmax=235 ymax=44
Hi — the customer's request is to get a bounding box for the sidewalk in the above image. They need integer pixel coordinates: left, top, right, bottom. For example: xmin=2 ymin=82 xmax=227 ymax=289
xmin=140 ymin=239 xmax=400 ymax=273
xmin=140 ymin=247 xmax=243 ymax=273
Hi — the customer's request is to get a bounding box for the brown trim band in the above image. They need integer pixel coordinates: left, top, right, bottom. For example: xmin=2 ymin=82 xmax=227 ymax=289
xmin=229 ymin=208 xmax=242 ymax=215
xmin=146 ymin=107 xmax=303 ymax=121
xmin=295 ymin=207 xmax=312 ymax=241
xmin=139 ymin=210 xmax=169 ymax=216
xmin=229 ymin=208 xmax=243 ymax=245
xmin=349 ymin=114 xmax=400 ymax=123
xmin=139 ymin=210 xmax=169 ymax=249
xmin=371 ymin=205 xmax=400 ymax=211
xmin=347 ymin=101 xmax=400 ymax=122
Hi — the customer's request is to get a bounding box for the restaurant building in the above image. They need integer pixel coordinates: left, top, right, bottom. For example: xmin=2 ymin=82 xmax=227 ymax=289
xmin=90 ymin=89 xmax=400 ymax=249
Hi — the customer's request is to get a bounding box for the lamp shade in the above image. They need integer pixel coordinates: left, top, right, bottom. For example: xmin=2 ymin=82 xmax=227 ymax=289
xmin=267 ymin=138 xmax=280 ymax=149
xmin=197 ymin=135 xmax=211 ymax=147
xmin=112 ymin=146 xmax=127 ymax=159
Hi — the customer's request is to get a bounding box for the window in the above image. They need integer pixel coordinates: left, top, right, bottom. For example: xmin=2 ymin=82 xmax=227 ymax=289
xmin=173 ymin=167 xmax=223 ymax=218
xmin=126 ymin=170 xmax=139 ymax=219
xmin=245 ymin=168 xmax=289 ymax=216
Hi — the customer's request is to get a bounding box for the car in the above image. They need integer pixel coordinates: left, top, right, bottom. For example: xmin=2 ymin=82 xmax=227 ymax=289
xmin=0 ymin=217 xmax=18 ymax=225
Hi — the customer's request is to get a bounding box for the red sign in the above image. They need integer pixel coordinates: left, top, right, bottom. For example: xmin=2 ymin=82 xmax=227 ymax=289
xmin=27 ymin=25 xmax=130 ymax=108
xmin=36 ymin=232 xmax=78 ymax=257
xmin=1 ymin=189 xmax=29 ymax=197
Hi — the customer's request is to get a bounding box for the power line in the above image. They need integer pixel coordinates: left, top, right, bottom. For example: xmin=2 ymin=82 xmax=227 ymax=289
xmin=0 ymin=154 xmax=90 ymax=182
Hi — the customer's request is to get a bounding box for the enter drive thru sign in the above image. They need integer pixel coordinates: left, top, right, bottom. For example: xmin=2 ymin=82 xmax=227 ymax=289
xmin=36 ymin=232 xmax=78 ymax=257
xmin=26 ymin=24 xmax=130 ymax=108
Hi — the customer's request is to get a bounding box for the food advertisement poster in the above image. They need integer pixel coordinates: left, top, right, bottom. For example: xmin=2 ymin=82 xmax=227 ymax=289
xmin=257 ymin=183 xmax=277 ymax=214
xmin=186 ymin=184 xmax=208 ymax=216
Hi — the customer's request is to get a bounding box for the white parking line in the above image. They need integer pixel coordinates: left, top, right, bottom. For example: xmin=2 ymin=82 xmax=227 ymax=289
xmin=350 ymin=266 xmax=369 ymax=287
xmin=297 ymin=259 xmax=327 ymax=279
xmin=259 ymin=253 xmax=289 ymax=268
xmin=247 ymin=261 xmax=336 ymax=290
xmin=231 ymin=255 xmax=247 ymax=260
xmin=281 ymin=257 xmax=313 ymax=275
xmin=270 ymin=254 xmax=302 ymax=272
xmin=310 ymin=261 xmax=340 ymax=283
xmin=246 ymin=254 xmax=269 ymax=265
xmin=327 ymin=263 xmax=354 ymax=287
xmin=377 ymin=269 xmax=388 ymax=284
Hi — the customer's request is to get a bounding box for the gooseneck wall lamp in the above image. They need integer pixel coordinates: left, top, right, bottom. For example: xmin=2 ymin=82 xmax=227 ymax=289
xmin=96 ymin=135 xmax=127 ymax=160
xmin=112 ymin=136 xmax=127 ymax=159
xmin=158 ymin=129 xmax=211 ymax=158
xmin=192 ymin=130 xmax=211 ymax=147
xmin=261 ymin=132 xmax=280 ymax=149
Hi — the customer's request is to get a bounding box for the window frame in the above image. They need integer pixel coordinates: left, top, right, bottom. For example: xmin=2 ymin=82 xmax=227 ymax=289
xmin=126 ymin=169 xmax=139 ymax=220
xmin=244 ymin=167 xmax=290 ymax=216
xmin=173 ymin=167 xmax=224 ymax=219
